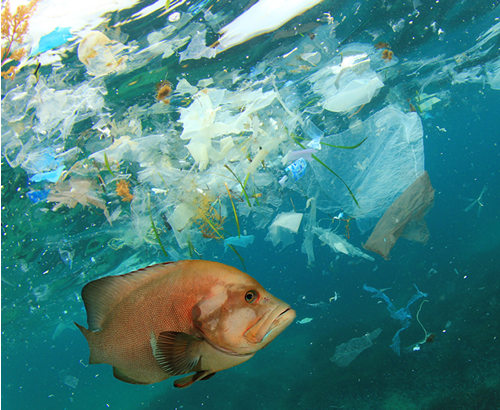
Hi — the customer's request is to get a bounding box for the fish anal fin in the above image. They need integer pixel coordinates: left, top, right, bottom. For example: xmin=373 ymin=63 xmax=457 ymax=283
xmin=174 ymin=371 xmax=215 ymax=389
xmin=154 ymin=331 xmax=202 ymax=376
xmin=113 ymin=367 xmax=148 ymax=385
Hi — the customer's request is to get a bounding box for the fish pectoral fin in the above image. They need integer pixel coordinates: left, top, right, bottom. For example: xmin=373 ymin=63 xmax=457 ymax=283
xmin=154 ymin=331 xmax=202 ymax=376
xmin=113 ymin=367 xmax=148 ymax=385
xmin=174 ymin=370 xmax=215 ymax=389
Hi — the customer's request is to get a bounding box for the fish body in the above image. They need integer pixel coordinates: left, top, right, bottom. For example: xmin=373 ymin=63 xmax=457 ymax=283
xmin=76 ymin=260 xmax=295 ymax=388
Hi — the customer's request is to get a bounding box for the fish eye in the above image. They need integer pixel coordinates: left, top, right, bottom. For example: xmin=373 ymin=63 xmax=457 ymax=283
xmin=245 ymin=290 xmax=259 ymax=304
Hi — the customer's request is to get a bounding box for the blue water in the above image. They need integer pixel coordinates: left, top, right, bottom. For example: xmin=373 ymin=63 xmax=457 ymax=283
xmin=2 ymin=0 xmax=500 ymax=409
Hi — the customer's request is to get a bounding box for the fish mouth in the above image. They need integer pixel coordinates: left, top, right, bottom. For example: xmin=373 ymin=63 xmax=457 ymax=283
xmin=244 ymin=304 xmax=296 ymax=345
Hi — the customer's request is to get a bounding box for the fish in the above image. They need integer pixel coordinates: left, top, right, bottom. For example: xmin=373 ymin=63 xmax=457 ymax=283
xmin=75 ymin=260 xmax=296 ymax=388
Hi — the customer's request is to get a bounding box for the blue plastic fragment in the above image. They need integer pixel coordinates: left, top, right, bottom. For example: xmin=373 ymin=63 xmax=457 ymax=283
xmin=364 ymin=284 xmax=427 ymax=355
xmin=30 ymin=165 xmax=66 ymax=183
xmin=32 ymin=27 xmax=72 ymax=55
xmin=27 ymin=189 xmax=50 ymax=203
xmin=223 ymin=235 xmax=255 ymax=251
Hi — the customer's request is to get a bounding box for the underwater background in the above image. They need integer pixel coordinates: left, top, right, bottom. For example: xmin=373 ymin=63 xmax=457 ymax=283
xmin=2 ymin=0 xmax=500 ymax=409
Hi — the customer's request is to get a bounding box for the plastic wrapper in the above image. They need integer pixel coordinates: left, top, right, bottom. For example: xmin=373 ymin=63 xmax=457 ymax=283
xmin=33 ymin=77 xmax=107 ymax=140
xmin=364 ymin=285 xmax=427 ymax=355
xmin=213 ymin=0 xmax=324 ymax=53
xmin=266 ymin=212 xmax=303 ymax=248
xmin=312 ymin=227 xmax=374 ymax=261
xmin=77 ymin=31 xmax=128 ymax=76
xmin=331 ymin=328 xmax=382 ymax=367
xmin=363 ymin=171 xmax=435 ymax=260
xmin=309 ymin=49 xmax=384 ymax=113
xmin=301 ymin=197 xmax=317 ymax=265
xmin=309 ymin=106 xmax=425 ymax=232
xmin=223 ymin=235 xmax=255 ymax=251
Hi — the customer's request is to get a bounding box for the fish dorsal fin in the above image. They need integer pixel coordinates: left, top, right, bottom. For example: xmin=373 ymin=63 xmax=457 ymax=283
xmin=174 ymin=370 xmax=215 ymax=389
xmin=82 ymin=262 xmax=175 ymax=331
xmin=154 ymin=331 xmax=202 ymax=376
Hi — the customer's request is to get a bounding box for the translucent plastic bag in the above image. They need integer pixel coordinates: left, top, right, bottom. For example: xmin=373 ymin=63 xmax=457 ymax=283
xmin=309 ymin=106 xmax=425 ymax=232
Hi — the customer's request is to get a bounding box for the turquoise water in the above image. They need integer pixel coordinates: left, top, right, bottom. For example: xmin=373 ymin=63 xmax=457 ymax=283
xmin=2 ymin=0 xmax=500 ymax=409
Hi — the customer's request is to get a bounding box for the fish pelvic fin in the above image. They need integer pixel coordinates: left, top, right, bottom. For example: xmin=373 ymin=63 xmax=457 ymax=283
xmin=154 ymin=331 xmax=202 ymax=376
xmin=174 ymin=370 xmax=216 ymax=389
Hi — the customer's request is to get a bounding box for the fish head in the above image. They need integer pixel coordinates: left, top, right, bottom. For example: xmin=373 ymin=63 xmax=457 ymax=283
xmin=192 ymin=266 xmax=296 ymax=355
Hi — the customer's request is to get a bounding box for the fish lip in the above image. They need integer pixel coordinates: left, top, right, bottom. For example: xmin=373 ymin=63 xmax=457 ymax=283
xmin=244 ymin=304 xmax=296 ymax=345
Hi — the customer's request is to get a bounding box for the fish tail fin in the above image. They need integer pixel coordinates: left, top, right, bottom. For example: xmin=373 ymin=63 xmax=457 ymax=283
xmin=74 ymin=322 xmax=102 ymax=365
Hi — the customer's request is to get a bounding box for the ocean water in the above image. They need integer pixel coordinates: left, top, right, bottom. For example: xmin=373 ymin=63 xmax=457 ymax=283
xmin=2 ymin=0 xmax=500 ymax=409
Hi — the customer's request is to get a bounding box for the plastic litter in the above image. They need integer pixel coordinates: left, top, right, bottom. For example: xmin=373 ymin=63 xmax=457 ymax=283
xmin=308 ymin=106 xmax=425 ymax=232
xmin=301 ymin=197 xmax=317 ymax=265
xmin=266 ymin=212 xmax=304 ymax=248
xmin=309 ymin=49 xmax=384 ymax=113
xmin=77 ymin=31 xmax=128 ymax=76
xmin=331 ymin=328 xmax=382 ymax=367
xmin=223 ymin=235 xmax=255 ymax=251
xmin=213 ymin=0 xmax=325 ymax=54
xmin=363 ymin=171 xmax=435 ymax=259
xmin=58 ymin=370 xmax=79 ymax=389
xmin=364 ymin=284 xmax=427 ymax=355
xmin=32 ymin=27 xmax=72 ymax=55
xmin=30 ymin=165 xmax=65 ymax=183
xmin=279 ymin=158 xmax=307 ymax=187
xmin=313 ymin=227 xmax=374 ymax=261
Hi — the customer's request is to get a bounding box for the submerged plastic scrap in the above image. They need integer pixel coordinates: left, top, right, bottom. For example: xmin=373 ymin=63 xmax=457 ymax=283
xmin=30 ymin=165 xmax=65 ymax=183
xmin=32 ymin=27 xmax=72 ymax=55
xmin=33 ymin=77 xmax=107 ymax=140
xmin=309 ymin=106 xmax=424 ymax=232
xmin=213 ymin=0 xmax=325 ymax=54
xmin=47 ymin=179 xmax=112 ymax=224
xmin=309 ymin=49 xmax=384 ymax=112
xmin=223 ymin=235 xmax=255 ymax=251
xmin=363 ymin=171 xmax=435 ymax=260
xmin=266 ymin=212 xmax=303 ymax=248
xmin=331 ymin=328 xmax=382 ymax=367
xmin=312 ymin=226 xmax=374 ymax=261
xmin=416 ymin=93 xmax=441 ymax=112
xmin=77 ymin=31 xmax=128 ymax=76
xmin=58 ymin=370 xmax=79 ymax=389
xmin=364 ymin=284 xmax=427 ymax=355
xmin=485 ymin=56 xmax=500 ymax=90
xmin=301 ymin=197 xmax=317 ymax=265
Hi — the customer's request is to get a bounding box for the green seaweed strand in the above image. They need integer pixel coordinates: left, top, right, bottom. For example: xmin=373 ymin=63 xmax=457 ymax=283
xmin=228 ymin=244 xmax=247 ymax=272
xmin=224 ymin=165 xmax=252 ymax=207
xmin=225 ymin=182 xmax=241 ymax=238
xmin=292 ymin=135 xmax=360 ymax=208
xmin=103 ymin=153 xmax=115 ymax=177
xmin=148 ymin=195 xmax=169 ymax=258
xmin=320 ymin=137 xmax=368 ymax=149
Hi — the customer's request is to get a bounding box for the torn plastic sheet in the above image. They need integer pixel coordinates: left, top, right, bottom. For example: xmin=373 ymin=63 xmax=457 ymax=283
xmin=309 ymin=106 xmax=424 ymax=233
xmin=331 ymin=328 xmax=382 ymax=367
xmin=77 ymin=31 xmax=129 ymax=77
xmin=266 ymin=212 xmax=303 ymax=248
xmin=364 ymin=284 xmax=427 ymax=355
xmin=301 ymin=197 xmax=317 ymax=265
xmin=312 ymin=226 xmax=374 ymax=261
xmin=223 ymin=235 xmax=255 ymax=251
xmin=213 ymin=0 xmax=325 ymax=54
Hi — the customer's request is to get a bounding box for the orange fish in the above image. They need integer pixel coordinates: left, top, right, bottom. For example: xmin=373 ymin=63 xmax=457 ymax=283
xmin=75 ymin=260 xmax=296 ymax=388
